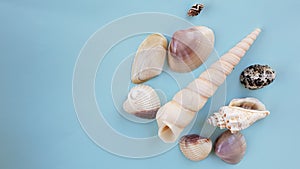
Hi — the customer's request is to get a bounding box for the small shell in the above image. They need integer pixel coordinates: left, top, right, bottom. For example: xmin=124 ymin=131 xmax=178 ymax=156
xmin=123 ymin=85 xmax=161 ymax=119
xmin=240 ymin=64 xmax=276 ymax=90
xmin=214 ymin=130 xmax=246 ymax=164
xmin=187 ymin=4 xmax=204 ymax=17
xmin=207 ymin=97 xmax=270 ymax=133
xmin=179 ymin=134 xmax=212 ymax=161
xmin=131 ymin=33 xmax=167 ymax=84
xmin=168 ymin=26 xmax=214 ymax=72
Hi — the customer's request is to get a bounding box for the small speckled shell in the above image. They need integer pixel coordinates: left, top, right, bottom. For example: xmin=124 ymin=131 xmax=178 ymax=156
xmin=240 ymin=64 xmax=276 ymax=90
xmin=187 ymin=4 xmax=204 ymax=16
xmin=179 ymin=134 xmax=212 ymax=161
xmin=123 ymin=85 xmax=161 ymax=119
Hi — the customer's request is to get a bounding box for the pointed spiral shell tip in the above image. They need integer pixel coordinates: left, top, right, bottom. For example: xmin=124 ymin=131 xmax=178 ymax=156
xmin=255 ymin=28 xmax=262 ymax=33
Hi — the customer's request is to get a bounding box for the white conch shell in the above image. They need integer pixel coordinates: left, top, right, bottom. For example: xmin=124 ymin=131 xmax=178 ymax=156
xmin=131 ymin=33 xmax=167 ymax=84
xmin=123 ymin=85 xmax=161 ymax=119
xmin=156 ymin=28 xmax=262 ymax=143
xmin=168 ymin=26 xmax=215 ymax=72
xmin=207 ymin=97 xmax=270 ymax=133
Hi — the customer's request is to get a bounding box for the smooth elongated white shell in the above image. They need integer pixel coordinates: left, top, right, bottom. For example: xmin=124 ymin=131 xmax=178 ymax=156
xmin=131 ymin=33 xmax=167 ymax=84
xmin=156 ymin=29 xmax=262 ymax=143
xmin=123 ymin=85 xmax=161 ymax=119
xmin=207 ymin=97 xmax=270 ymax=133
xmin=168 ymin=26 xmax=215 ymax=72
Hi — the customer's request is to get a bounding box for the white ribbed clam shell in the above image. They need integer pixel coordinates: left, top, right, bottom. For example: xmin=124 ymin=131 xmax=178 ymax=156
xmin=123 ymin=85 xmax=161 ymax=119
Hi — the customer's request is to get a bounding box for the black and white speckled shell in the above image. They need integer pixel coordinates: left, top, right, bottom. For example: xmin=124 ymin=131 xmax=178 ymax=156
xmin=240 ymin=64 xmax=276 ymax=90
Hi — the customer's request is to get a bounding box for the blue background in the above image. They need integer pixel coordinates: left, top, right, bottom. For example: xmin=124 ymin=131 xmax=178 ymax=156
xmin=1 ymin=0 xmax=299 ymax=169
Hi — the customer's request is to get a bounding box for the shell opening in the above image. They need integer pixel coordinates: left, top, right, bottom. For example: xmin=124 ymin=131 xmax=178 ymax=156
xmin=158 ymin=121 xmax=183 ymax=143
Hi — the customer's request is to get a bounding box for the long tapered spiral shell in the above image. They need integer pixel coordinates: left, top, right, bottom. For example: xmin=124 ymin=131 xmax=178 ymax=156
xmin=156 ymin=29 xmax=262 ymax=143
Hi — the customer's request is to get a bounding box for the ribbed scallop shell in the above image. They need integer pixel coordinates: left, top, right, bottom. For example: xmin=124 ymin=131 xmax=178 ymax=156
xmin=207 ymin=97 xmax=270 ymax=133
xmin=123 ymin=85 xmax=161 ymax=119
xmin=214 ymin=130 xmax=246 ymax=164
xmin=179 ymin=134 xmax=212 ymax=161
xmin=168 ymin=26 xmax=215 ymax=72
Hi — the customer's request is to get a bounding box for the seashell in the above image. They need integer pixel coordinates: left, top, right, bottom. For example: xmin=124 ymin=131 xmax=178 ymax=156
xmin=240 ymin=64 xmax=276 ymax=90
xmin=214 ymin=130 xmax=246 ymax=164
xmin=179 ymin=134 xmax=212 ymax=161
xmin=187 ymin=4 xmax=204 ymax=17
xmin=131 ymin=33 xmax=167 ymax=84
xmin=123 ymin=85 xmax=161 ymax=119
xmin=207 ymin=97 xmax=270 ymax=133
xmin=168 ymin=26 xmax=215 ymax=72
xmin=229 ymin=97 xmax=266 ymax=111
xmin=157 ymin=29 xmax=261 ymax=143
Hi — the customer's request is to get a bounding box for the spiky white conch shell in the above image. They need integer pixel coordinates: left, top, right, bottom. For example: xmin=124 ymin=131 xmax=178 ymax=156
xmin=156 ymin=28 xmax=262 ymax=143
xmin=207 ymin=106 xmax=270 ymax=133
xmin=123 ymin=85 xmax=161 ymax=119
xmin=131 ymin=33 xmax=167 ymax=84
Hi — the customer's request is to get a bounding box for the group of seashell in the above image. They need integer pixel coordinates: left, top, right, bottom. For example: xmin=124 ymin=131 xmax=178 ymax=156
xmin=180 ymin=97 xmax=271 ymax=164
xmin=122 ymin=25 xmax=276 ymax=164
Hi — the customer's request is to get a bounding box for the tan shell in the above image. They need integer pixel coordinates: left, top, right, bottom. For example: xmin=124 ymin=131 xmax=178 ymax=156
xmin=168 ymin=26 xmax=215 ymax=72
xmin=229 ymin=97 xmax=266 ymax=111
xmin=131 ymin=33 xmax=167 ymax=84
xmin=207 ymin=97 xmax=270 ymax=133
xmin=123 ymin=85 xmax=161 ymax=119
xmin=179 ymin=134 xmax=212 ymax=161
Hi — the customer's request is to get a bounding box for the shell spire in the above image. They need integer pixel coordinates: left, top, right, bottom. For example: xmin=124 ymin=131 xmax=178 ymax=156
xmin=156 ymin=29 xmax=262 ymax=143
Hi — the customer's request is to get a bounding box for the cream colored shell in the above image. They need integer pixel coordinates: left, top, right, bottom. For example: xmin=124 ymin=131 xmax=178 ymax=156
xmin=123 ymin=85 xmax=161 ymax=119
xmin=131 ymin=33 xmax=167 ymax=84
xmin=179 ymin=134 xmax=212 ymax=161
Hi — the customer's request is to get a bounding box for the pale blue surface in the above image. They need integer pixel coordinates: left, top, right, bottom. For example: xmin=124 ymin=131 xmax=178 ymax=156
xmin=1 ymin=0 xmax=300 ymax=169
